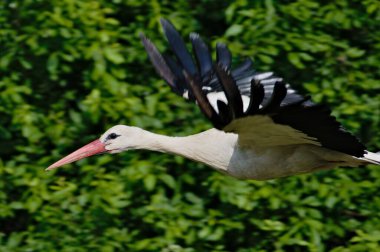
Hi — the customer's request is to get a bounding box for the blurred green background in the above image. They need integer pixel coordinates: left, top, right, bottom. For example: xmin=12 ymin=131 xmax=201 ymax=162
xmin=1 ymin=0 xmax=380 ymax=251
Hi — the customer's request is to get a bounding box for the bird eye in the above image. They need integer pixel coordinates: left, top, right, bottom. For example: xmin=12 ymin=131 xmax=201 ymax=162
xmin=107 ymin=133 xmax=120 ymax=140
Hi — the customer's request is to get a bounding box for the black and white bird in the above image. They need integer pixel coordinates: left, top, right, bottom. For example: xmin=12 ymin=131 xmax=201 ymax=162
xmin=47 ymin=19 xmax=380 ymax=180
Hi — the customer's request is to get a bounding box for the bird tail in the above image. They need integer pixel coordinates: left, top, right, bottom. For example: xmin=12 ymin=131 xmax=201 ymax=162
xmin=360 ymin=151 xmax=380 ymax=165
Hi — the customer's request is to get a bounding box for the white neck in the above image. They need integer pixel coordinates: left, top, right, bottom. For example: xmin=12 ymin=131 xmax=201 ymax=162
xmin=133 ymin=128 xmax=238 ymax=172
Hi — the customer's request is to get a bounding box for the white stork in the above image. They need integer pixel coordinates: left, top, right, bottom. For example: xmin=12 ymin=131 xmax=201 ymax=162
xmin=47 ymin=19 xmax=380 ymax=180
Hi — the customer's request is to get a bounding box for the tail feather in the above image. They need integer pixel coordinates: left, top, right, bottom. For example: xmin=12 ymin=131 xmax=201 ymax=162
xmin=361 ymin=151 xmax=380 ymax=165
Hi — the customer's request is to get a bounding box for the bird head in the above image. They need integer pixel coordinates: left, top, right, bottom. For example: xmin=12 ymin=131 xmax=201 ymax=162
xmin=46 ymin=125 xmax=142 ymax=171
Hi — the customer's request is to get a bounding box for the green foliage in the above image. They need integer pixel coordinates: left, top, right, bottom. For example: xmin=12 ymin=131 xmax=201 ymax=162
xmin=1 ymin=0 xmax=380 ymax=251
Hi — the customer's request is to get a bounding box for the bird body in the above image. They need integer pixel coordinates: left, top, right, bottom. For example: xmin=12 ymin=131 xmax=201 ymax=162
xmin=97 ymin=118 xmax=377 ymax=180
xmin=47 ymin=19 xmax=380 ymax=179
xmin=48 ymin=122 xmax=378 ymax=180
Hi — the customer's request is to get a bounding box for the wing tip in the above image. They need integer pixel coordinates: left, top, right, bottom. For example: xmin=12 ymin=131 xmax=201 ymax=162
xmin=160 ymin=18 xmax=175 ymax=36
xmin=159 ymin=18 xmax=170 ymax=27
xmin=139 ymin=32 xmax=146 ymax=40
xmin=189 ymin=32 xmax=200 ymax=40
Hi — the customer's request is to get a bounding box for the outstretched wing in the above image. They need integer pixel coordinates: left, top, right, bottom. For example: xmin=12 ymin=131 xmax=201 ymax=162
xmin=141 ymin=18 xmax=366 ymax=157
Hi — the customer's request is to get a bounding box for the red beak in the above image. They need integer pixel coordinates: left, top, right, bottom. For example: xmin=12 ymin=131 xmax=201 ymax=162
xmin=46 ymin=139 xmax=106 ymax=171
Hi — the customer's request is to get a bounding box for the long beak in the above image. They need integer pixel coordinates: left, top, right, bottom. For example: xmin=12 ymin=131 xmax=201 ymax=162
xmin=46 ymin=139 xmax=106 ymax=171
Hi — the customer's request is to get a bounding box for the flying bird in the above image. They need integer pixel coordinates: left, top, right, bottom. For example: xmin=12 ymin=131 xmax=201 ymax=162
xmin=47 ymin=19 xmax=380 ymax=180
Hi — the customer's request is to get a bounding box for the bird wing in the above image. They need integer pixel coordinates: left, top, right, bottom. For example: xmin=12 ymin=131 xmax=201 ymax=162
xmin=141 ymin=19 xmax=366 ymax=157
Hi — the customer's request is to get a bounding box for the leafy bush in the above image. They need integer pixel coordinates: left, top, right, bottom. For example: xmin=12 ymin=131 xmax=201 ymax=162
xmin=0 ymin=0 xmax=379 ymax=251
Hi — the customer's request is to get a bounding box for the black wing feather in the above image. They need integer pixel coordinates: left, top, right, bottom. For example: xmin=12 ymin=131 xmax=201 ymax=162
xmin=183 ymin=72 xmax=223 ymax=128
xmin=215 ymin=64 xmax=244 ymax=118
xmin=217 ymin=100 xmax=232 ymax=125
xmin=260 ymin=81 xmax=288 ymax=114
xmin=190 ymin=33 xmax=213 ymax=78
xmin=246 ymin=79 xmax=265 ymax=115
xmin=140 ymin=34 xmax=178 ymax=93
xmin=232 ymin=58 xmax=254 ymax=77
xmin=162 ymin=55 xmax=188 ymax=96
xmin=160 ymin=19 xmax=197 ymax=76
xmin=272 ymin=105 xmax=366 ymax=156
xmin=216 ymin=43 xmax=232 ymax=69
